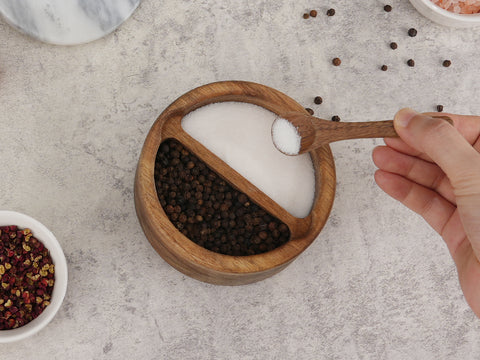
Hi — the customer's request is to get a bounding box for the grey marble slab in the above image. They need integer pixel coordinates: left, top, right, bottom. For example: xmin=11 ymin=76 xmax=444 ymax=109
xmin=0 ymin=0 xmax=140 ymax=45
xmin=1 ymin=0 xmax=480 ymax=359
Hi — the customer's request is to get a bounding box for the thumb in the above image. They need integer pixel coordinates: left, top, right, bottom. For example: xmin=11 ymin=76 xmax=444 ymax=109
xmin=393 ymin=108 xmax=480 ymax=190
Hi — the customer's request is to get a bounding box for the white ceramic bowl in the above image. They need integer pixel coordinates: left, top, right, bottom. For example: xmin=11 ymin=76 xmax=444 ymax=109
xmin=0 ymin=211 xmax=67 ymax=343
xmin=409 ymin=0 xmax=480 ymax=27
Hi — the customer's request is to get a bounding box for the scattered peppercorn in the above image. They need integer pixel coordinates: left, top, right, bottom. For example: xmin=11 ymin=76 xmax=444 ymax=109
xmin=332 ymin=57 xmax=341 ymax=66
xmin=442 ymin=60 xmax=451 ymax=67
xmin=305 ymin=108 xmax=314 ymax=115
xmin=310 ymin=10 xmax=317 ymax=17
xmin=390 ymin=42 xmax=398 ymax=50
xmin=407 ymin=59 xmax=415 ymax=67
xmin=331 ymin=115 xmax=341 ymax=122
xmin=154 ymin=139 xmax=291 ymax=256
xmin=408 ymin=28 xmax=417 ymax=37
xmin=314 ymin=96 xmax=323 ymax=105
xmin=381 ymin=65 xmax=388 ymax=71
xmin=0 ymin=226 xmax=54 ymax=330
xmin=326 ymin=8 xmax=336 ymax=16
xmin=436 ymin=105 xmax=444 ymax=112
xmin=303 ymin=13 xmax=310 ymax=19
xmin=384 ymin=5 xmax=392 ymax=12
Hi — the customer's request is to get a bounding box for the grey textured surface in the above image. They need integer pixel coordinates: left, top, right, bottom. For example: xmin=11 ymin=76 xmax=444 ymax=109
xmin=1 ymin=0 xmax=480 ymax=358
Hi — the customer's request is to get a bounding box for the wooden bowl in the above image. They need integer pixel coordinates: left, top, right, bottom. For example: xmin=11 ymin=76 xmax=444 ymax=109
xmin=134 ymin=81 xmax=336 ymax=285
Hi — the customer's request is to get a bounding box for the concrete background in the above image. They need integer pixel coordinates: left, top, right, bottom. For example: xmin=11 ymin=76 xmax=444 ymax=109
xmin=1 ymin=0 xmax=479 ymax=358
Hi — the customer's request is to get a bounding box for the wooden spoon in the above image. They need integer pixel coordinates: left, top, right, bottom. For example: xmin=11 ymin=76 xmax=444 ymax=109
xmin=271 ymin=112 xmax=453 ymax=155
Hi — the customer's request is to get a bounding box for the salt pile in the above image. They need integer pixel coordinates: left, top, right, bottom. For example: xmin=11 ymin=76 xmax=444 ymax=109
xmin=181 ymin=102 xmax=315 ymax=218
xmin=271 ymin=118 xmax=301 ymax=156
xmin=430 ymin=0 xmax=480 ymax=14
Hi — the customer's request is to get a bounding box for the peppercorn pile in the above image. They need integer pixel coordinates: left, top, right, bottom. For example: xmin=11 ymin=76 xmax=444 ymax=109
xmin=0 ymin=226 xmax=54 ymax=330
xmin=154 ymin=139 xmax=291 ymax=256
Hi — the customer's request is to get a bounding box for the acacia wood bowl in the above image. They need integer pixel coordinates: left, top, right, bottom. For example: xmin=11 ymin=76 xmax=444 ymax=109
xmin=134 ymin=81 xmax=336 ymax=285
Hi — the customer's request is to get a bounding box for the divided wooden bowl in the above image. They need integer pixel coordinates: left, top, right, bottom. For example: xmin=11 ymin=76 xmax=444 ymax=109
xmin=134 ymin=81 xmax=336 ymax=285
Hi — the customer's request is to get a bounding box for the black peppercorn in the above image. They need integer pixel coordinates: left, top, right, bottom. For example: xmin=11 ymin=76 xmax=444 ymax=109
xmin=442 ymin=60 xmax=451 ymax=67
xmin=390 ymin=42 xmax=398 ymax=50
xmin=331 ymin=115 xmax=341 ymax=122
xmin=155 ymin=139 xmax=291 ymax=256
xmin=436 ymin=105 xmax=444 ymax=112
xmin=384 ymin=5 xmax=392 ymax=12
xmin=305 ymin=108 xmax=314 ymax=115
xmin=303 ymin=13 xmax=309 ymax=19
xmin=326 ymin=8 xmax=335 ymax=16
xmin=381 ymin=65 xmax=388 ymax=71
xmin=314 ymin=96 xmax=323 ymax=105
xmin=407 ymin=59 xmax=415 ymax=67
xmin=310 ymin=10 xmax=317 ymax=17
xmin=332 ymin=57 xmax=341 ymax=66
xmin=408 ymin=28 xmax=417 ymax=37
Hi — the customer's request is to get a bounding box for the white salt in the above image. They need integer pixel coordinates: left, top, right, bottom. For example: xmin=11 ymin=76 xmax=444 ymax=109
xmin=271 ymin=117 xmax=301 ymax=155
xmin=181 ymin=102 xmax=315 ymax=218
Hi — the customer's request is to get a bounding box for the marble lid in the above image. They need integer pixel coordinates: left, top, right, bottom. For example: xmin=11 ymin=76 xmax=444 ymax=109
xmin=0 ymin=0 xmax=140 ymax=45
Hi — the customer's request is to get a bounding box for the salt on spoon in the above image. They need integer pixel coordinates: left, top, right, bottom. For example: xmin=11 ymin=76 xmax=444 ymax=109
xmin=270 ymin=117 xmax=302 ymax=155
xmin=272 ymin=112 xmax=453 ymax=155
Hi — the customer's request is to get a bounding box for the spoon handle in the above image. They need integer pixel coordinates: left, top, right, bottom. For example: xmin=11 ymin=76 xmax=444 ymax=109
xmin=311 ymin=116 xmax=453 ymax=146
xmin=312 ymin=120 xmax=396 ymax=144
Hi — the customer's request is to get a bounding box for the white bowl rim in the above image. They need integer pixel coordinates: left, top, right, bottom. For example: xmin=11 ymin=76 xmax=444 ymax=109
xmin=416 ymin=0 xmax=480 ymax=22
xmin=0 ymin=210 xmax=68 ymax=343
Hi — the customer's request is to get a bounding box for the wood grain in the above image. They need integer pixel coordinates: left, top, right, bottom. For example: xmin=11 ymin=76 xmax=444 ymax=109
xmin=281 ymin=112 xmax=454 ymax=154
xmin=134 ymin=81 xmax=336 ymax=285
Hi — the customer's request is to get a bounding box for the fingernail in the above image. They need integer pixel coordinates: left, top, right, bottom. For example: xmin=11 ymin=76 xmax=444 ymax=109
xmin=394 ymin=108 xmax=418 ymax=128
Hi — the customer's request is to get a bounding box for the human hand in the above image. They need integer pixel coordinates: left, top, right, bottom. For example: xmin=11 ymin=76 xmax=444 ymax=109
xmin=372 ymin=108 xmax=480 ymax=318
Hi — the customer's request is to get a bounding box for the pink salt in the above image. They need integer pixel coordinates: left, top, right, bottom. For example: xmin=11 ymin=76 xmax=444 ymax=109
xmin=430 ymin=0 xmax=480 ymax=14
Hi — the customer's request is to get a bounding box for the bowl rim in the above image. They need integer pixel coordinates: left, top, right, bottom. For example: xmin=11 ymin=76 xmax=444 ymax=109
xmin=0 ymin=210 xmax=68 ymax=343
xmin=414 ymin=0 xmax=480 ymax=21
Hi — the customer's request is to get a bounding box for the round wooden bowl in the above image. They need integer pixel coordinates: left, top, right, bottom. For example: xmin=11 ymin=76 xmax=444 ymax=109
xmin=134 ymin=81 xmax=336 ymax=285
